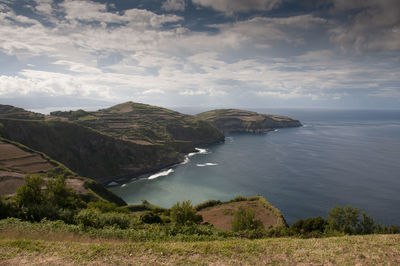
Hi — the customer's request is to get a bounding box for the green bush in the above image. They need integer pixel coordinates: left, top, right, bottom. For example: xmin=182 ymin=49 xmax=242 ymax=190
xmin=140 ymin=212 xmax=163 ymax=224
xmin=88 ymin=201 xmax=129 ymax=214
xmin=170 ymin=201 xmax=202 ymax=225
xmin=194 ymin=200 xmax=222 ymax=211
xmin=74 ymin=209 xmax=131 ymax=229
xmin=326 ymin=205 xmax=360 ymax=234
xmin=326 ymin=205 xmax=382 ymax=235
xmin=16 ymin=175 xmax=45 ymax=207
xmin=291 ymin=216 xmax=326 ymax=234
xmin=231 ymin=206 xmax=264 ymax=232
xmin=229 ymin=196 xmax=247 ymax=203
xmin=46 ymin=176 xmax=84 ymax=210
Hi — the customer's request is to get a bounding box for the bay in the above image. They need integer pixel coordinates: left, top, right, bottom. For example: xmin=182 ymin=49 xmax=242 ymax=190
xmin=110 ymin=109 xmax=400 ymax=225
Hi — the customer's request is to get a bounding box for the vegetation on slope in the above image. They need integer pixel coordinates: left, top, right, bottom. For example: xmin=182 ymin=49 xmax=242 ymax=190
xmin=0 ymin=118 xmax=183 ymax=184
xmin=196 ymin=196 xmax=287 ymax=231
xmin=0 ymin=105 xmax=44 ymax=120
xmin=0 ymin=137 xmax=125 ymax=206
xmin=0 ymin=222 xmax=399 ymax=264
xmin=197 ymin=108 xmax=302 ymax=133
xmin=50 ymin=101 xmax=224 ymax=146
xmin=0 ymin=102 xmax=224 ymax=184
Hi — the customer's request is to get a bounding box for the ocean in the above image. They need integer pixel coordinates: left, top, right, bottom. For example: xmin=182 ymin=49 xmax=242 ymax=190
xmin=109 ymin=108 xmax=400 ymax=225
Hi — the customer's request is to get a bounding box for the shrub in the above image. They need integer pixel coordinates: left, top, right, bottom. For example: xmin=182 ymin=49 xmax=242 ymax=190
xmin=231 ymin=206 xmax=264 ymax=232
xmin=46 ymin=176 xmax=84 ymax=210
xmin=291 ymin=216 xmax=326 ymax=234
xmin=358 ymin=212 xmax=375 ymax=234
xmin=74 ymin=209 xmax=131 ymax=229
xmin=16 ymin=175 xmax=45 ymax=207
xmin=170 ymin=200 xmax=202 ymax=225
xmin=194 ymin=200 xmax=222 ymax=211
xmin=140 ymin=212 xmax=163 ymax=224
xmin=229 ymin=196 xmax=247 ymax=203
xmin=326 ymin=205 xmax=360 ymax=234
xmin=88 ymin=201 xmax=129 ymax=214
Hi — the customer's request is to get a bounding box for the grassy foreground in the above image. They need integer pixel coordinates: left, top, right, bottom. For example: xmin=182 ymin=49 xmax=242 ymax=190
xmin=1 ymin=233 xmax=399 ymax=265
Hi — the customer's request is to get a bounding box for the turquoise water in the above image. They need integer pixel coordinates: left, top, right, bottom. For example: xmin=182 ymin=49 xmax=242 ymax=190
xmin=110 ymin=109 xmax=400 ymax=225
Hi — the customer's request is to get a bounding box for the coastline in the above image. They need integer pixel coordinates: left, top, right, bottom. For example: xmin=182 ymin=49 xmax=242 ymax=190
xmin=105 ymin=147 xmax=213 ymax=187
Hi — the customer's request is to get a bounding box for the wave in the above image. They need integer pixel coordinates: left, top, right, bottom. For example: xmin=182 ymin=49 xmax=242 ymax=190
xmin=180 ymin=156 xmax=190 ymax=164
xmin=187 ymin=147 xmax=210 ymax=158
xmin=148 ymin=169 xmax=174 ymax=180
xmin=226 ymin=136 xmax=234 ymax=142
xmin=196 ymin=163 xmax=218 ymax=167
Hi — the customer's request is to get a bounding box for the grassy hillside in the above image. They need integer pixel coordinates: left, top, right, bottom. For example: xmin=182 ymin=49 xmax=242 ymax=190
xmin=0 ymin=105 xmax=44 ymax=120
xmin=1 ymin=230 xmax=398 ymax=264
xmin=197 ymin=196 xmax=287 ymax=231
xmin=0 ymin=137 xmax=125 ymax=206
xmin=197 ymin=109 xmax=302 ymax=133
xmin=0 ymin=102 xmax=224 ymax=184
xmin=0 ymin=118 xmax=183 ymax=185
xmin=50 ymin=102 xmax=224 ymax=146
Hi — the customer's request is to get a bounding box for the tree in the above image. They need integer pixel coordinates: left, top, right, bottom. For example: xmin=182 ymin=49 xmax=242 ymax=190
xmin=327 ymin=205 xmax=360 ymax=234
xmin=358 ymin=212 xmax=375 ymax=234
xmin=170 ymin=200 xmax=202 ymax=225
xmin=231 ymin=206 xmax=264 ymax=232
xmin=46 ymin=176 xmax=83 ymax=209
xmin=16 ymin=175 xmax=45 ymax=207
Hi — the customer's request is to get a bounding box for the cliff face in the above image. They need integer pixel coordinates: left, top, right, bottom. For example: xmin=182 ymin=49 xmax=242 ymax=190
xmin=0 ymin=102 xmax=224 ymax=185
xmin=0 ymin=118 xmax=184 ymax=185
xmin=196 ymin=109 xmax=302 ymax=133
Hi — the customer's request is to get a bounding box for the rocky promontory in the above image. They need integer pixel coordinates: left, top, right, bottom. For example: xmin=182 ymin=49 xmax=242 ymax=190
xmin=196 ymin=109 xmax=302 ymax=133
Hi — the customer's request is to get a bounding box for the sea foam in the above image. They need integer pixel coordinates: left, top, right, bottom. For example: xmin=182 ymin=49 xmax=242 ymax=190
xmin=148 ymin=169 xmax=174 ymax=180
xmin=196 ymin=163 xmax=218 ymax=167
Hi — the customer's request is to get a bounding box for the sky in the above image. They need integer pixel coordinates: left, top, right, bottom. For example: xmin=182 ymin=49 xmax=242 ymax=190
xmin=0 ymin=0 xmax=399 ymax=110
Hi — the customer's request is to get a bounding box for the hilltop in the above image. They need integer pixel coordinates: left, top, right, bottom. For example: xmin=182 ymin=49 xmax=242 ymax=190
xmin=197 ymin=109 xmax=302 ymax=133
xmin=50 ymin=102 xmax=224 ymax=146
xmin=197 ymin=196 xmax=287 ymax=231
xmin=0 ymin=102 xmax=224 ymax=185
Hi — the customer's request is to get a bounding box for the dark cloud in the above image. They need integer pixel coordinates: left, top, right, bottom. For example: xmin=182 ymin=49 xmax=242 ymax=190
xmin=330 ymin=0 xmax=400 ymax=53
xmin=192 ymin=0 xmax=282 ymax=15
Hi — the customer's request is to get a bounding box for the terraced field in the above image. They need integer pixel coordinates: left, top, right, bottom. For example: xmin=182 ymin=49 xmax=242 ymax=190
xmin=50 ymin=102 xmax=224 ymax=146
xmin=0 ymin=141 xmax=54 ymax=174
xmin=0 ymin=140 xmax=89 ymax=197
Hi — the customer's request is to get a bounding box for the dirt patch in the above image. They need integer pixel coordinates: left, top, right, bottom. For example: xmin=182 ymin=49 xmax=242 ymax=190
xmin=240 ymin=115 xmax=265 ymax=122
xmin=65 ymin=178 xmax=88 ymax=194
xmin=198 ymin=201 xmax=278 ymax=231
xmin=0 ymin=173 xmax=88 ymax=197
xmin=0 ymin=142 xmax=32 ymax=160
xmin=0 ymin=171 xmax=24 ymax=197
xmin=0 ymin=141 xmax=87 ymax=196
xmin=15 ymin=162 xmax=54 ymax=174
xmin=128 ymin=139 xmax=154 ymax=145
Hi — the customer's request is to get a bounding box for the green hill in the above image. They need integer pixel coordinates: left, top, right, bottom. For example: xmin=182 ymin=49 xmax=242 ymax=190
xmin=0 ymin=102 xmax=224 ymax=185
xmin=51 ymin=101 xmax=224 ymax=146
xmin=197 ymin=109 xmax=302 ymax=133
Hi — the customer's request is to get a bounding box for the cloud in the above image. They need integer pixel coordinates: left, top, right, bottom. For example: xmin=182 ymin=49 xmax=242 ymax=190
xmin=0 ymin=0 xmax=399 ymax=108
xmin=33 ymin=0 xmax=53 ymax=15
xmin=192 ymin=0 xmax=282 ymax=15
xmin=162 ymin=0 xmax=186 ymax=11
xmin=330 ymin=0 xmax=400 ymax=53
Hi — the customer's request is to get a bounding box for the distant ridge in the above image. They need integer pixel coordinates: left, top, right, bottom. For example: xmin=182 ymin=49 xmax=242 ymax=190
xmin=196 ymin=109 xmax=302 ymax=133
